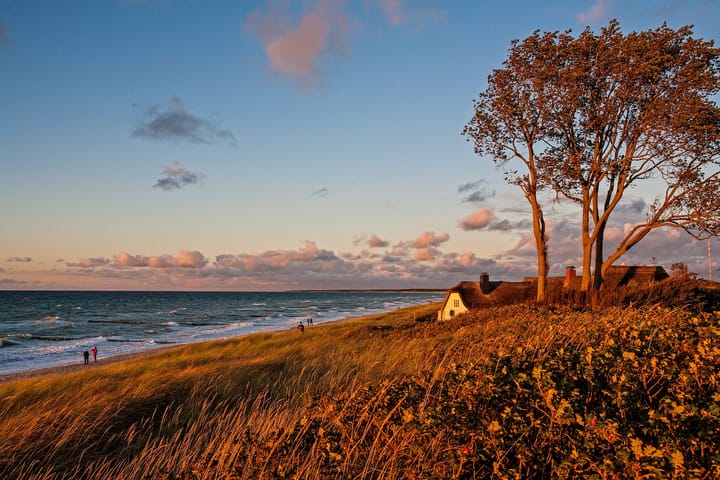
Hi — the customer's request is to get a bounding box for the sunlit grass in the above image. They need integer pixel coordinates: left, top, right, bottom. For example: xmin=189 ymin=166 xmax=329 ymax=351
xmin=1 ymin=296 xmax=719 ymax=478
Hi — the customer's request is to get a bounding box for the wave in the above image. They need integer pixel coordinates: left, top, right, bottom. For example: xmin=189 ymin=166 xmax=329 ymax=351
xmin=106 ymin=337 xmax=147 ymax=343
xmin=34 ymin=316 xmax=75 ymax=329
xmin=88 ymin=319 xmax=146 ymax=325
xmin=30 ymin=335 xmax=81 ymax=342
xmin=160 ymin=321 xmax=178 ymax=327
xmin=36 ymin=316 xmax=60 ymax=323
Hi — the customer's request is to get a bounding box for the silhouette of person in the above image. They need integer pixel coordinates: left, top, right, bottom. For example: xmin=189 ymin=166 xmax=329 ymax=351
xmin=83 ymin=349 xmax=90 ymax=365
xmin=91 ymin=346 xmax=98 ymax=362
xmin=297 ymin=322 xmax=305 ymax=333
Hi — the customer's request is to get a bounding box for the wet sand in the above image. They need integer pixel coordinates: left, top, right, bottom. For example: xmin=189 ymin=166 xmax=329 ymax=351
xmin=0 ymin=346 xmax=181 ymax=384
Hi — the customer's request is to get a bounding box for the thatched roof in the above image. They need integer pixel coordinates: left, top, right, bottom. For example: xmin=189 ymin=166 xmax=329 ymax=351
xmin=446 ymin=280 xmax=534 ymax=308
xmin=602 ymin=265 xmax=669 ymax=289
xmin=442 ymin=265 xmax=669 ymax=315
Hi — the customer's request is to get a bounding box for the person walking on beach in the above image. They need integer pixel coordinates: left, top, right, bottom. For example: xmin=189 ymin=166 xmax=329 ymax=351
xmin=83 ymin=349 xmax=90 ymax=365
xmin=91 ymin=346 xmax=97 ymax=363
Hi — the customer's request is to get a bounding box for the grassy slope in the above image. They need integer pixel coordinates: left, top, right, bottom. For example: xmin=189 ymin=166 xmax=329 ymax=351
xmin=0 ymin=300 xmax=718 ymax=479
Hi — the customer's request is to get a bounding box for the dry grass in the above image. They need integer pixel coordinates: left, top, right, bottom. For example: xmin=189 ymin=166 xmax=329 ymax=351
xmin=0 ymin=303 xmax=442 ymax=479
xmin=1 ymin=296 xmax=718 ymax=479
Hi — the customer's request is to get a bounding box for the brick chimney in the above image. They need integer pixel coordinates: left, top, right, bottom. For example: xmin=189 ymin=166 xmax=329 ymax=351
xmin=564 ymin=266 xmax=576 ymax=288
xmin=480 ymin=272 xmax=490 ymax=294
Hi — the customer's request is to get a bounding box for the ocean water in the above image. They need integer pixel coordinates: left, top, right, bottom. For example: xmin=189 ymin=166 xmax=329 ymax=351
xmin=0 ymin=290 xmax=443 ymax=376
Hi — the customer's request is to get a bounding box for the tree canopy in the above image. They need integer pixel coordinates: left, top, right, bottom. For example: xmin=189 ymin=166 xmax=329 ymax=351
xmin=464 ymin=20 xmax=720 ymax=298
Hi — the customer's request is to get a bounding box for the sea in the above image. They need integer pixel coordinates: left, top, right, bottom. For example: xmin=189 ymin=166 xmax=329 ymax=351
xmin=0 ymin=290 xmax=443 ymax=377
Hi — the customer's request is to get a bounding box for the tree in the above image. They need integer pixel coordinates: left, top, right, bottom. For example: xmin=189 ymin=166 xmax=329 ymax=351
xmin=463 ymin=32 xmax=564 ymax=301
xmin=670 ymin=262 xmax=696 ymax=279
xmin=465 ymin=21 xmax=720 ymax=296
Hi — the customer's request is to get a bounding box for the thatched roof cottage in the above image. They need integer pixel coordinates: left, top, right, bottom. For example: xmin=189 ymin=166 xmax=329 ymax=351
xmin=437 ymin=266 xmax=669 ymax=321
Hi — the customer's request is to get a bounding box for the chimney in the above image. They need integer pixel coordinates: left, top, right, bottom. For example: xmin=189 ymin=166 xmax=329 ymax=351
xmin=480 ymin=272 xmax=490 ymax=294
xmin=564 ymin=266 xmax=576 ymax=288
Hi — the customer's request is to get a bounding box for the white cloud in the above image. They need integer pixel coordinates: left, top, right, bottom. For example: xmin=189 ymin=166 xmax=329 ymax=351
xmin=113 ymin=250 xmax=208 ymax=268
xmin=410 ymin=230 xmax=450 ymax=248
xmin=66 ymin=258 xmax=111 ymax=268
xmin=368 ymin=234 xmax=389 ymax=248
xmin=459 ymin=208 xmax=496 ymax=231
xmin=245 ymin=0 xmax=349 ymax=89
xmin=577 ymin=0 xmax=610 ymax=23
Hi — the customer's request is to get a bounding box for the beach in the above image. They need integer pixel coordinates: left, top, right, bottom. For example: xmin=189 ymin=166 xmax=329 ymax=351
xmin=0 ymin=345 xmax=181 ymax=383
xmin=0 ymin=290 xmax=444 ymax=378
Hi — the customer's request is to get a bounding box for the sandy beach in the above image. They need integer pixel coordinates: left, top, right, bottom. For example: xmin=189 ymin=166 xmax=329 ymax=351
xmin=0 ymin=346 xmax=181 ymax=384
xmin=0 ymin=317 xmax=355 ymax=384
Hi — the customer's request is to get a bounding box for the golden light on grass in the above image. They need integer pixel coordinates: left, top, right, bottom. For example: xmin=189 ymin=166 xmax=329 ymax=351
xmin=1 ymin=292 xmax=719 ymax=478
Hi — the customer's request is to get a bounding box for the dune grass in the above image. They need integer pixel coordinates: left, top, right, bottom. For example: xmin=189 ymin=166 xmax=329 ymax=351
xmin=1 ymin=291 xmax=719 ymax=479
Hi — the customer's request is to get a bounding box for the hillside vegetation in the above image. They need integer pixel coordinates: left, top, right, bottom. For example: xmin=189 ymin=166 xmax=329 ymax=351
xmin=1 ymin=280 xmax=719 ymax=479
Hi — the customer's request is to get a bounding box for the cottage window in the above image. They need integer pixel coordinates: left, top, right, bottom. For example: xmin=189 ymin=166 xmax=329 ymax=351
xmin=454 ymin=299 xmax=460 ymax=308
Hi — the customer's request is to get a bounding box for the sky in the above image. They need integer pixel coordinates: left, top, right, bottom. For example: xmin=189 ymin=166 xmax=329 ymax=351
xmin=1 ymin=0 xmax=719 ymax=291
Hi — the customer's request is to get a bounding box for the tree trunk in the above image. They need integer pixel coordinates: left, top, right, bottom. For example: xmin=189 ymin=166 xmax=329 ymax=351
xmin=592 ymin=221 xmax=606 ymax=290
xmin=580 ymin=238 xmax=593 ymax=292
xmin=531 ymin=201 xmax=548 ymax=303
xmin=580 ymin=193 xmax=593 ymax=292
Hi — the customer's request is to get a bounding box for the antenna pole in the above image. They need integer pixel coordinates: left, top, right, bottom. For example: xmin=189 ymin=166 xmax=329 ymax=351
xmin=709 ymin=239 xmax=713 ymax=281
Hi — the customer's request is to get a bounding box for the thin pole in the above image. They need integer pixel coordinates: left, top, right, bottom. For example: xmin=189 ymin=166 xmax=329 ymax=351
xmin=709 ymin=239 xmax=713 ymax=281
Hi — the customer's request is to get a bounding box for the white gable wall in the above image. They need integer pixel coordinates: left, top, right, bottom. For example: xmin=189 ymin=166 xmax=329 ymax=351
xmin=438 ymin=292 xmax=469 ymax=321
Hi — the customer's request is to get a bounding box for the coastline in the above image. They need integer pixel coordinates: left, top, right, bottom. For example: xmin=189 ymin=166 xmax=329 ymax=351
xmin=0 ymin=291 xmax=444 ymax=382
xmin=0 ymin=304 xmax=434 ymax=384
xmin=0 ymin=345 xmax=182 ymax=384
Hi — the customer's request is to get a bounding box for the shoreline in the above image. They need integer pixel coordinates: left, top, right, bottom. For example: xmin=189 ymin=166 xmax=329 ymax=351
xmin=0 ymin=303 xmax=438 ymax=384
xmin=0 ymin=345 xmax=182 ymax=384
xmin=0 ymin=319 xmax=345 ymax=384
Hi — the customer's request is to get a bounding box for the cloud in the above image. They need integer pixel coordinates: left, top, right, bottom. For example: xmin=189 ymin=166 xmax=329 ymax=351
xmin=414 ymin=247 xmax=442 ymax=261
xmin=458 ymin=180 xmax=496 ymax=203
xmin=486 ymin=218 xmax=532 ymax=232
xmin=0 ymin=22 xmax=9 ymax=47
xmin=378 ymin=0 xmax=406 ymax=25
xmin=133 ymin=97 xmax=236 ymax=145
xmin=377 ymin=0 xmax=443 ymax=26
xmin=615 ymin=198 xmax=646 ymax=214
xmin=577 ymin=0 xmax=610 ymax=23
xmin=113 ymin=250 xmax=208 ymax=268
xmin=244 ymin=0 xmax=350 ymax=89
xmin=0 ymin=278 xmax=25 ymax=285
xmin=154 ymin=161 xmax=204 ymax=191
xmin=66 ymin=258 xmax=111 ymax=268
xmin=368 ymin=234 xmax=389 ymax=248
xmin=311 ymin=187 xmax=329 ymax=198
xmin=7 ymin=257 xmax=32 ymax=263
xmin=215 ymin=241 xmax=348 ymax=274
xmin=459 ymin=208 xmax=497 ymax=231
xmin=410 ymin=230 xmax=450 ymax=248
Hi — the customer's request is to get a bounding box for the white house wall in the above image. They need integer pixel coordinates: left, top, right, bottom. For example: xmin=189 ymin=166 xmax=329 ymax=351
xmin=438 ymin=292 xmax=469 ymax=321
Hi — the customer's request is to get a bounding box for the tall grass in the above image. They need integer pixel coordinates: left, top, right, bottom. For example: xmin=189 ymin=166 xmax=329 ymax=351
xmin=1 ymin=291 xmax=719 ymax=479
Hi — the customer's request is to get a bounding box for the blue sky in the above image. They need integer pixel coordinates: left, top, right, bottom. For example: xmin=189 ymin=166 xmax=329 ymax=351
xmin=1 ymin=0 xmax=719 ymax=290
